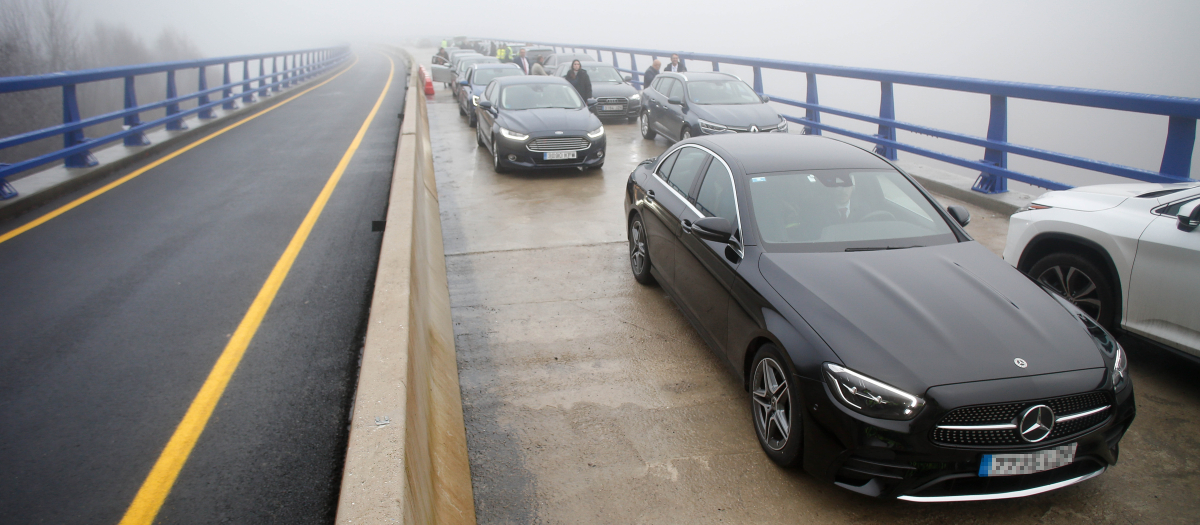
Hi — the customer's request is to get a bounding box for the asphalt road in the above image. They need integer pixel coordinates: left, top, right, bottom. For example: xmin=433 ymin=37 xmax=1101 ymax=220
xmin=418 ymin=48 xmax=1200 ymax=524
xmin=0 ymin=48 xmax=406 ymax=524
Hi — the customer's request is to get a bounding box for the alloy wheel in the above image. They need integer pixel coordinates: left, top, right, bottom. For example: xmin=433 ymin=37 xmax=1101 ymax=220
xmin=751 ymin=357 xmax=791 ymax=451
xmin=630 ymin=220 xmax=647 ymax=275
xmin=1036 ymin=265 xmax=1102 ymax=320
xmin=640 ymin=112 xmax=649 ymax=135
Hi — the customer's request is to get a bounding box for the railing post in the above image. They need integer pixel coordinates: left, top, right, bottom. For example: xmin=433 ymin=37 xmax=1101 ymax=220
xmin=711 ymin=61 xmax=719 ymax=72
xmin=630 ymin=54 xmax=639 ymax=85
xmin=272 ymin=56 xmax=281 ymax=92
xmin=165 ymin=69 xmax=187 ymax=130
xmin=1159 ymin=116 xmax=1196 ymax=179
xmin=973 ymin=95 xmax=1009 ymax=194
xmin=123 ymin=76 xmax=150 ymax=146
xmin=62 ymin=84 xmax=98 ymax=167
xmin=611 ymin=51 xmax=618 ymax=69
xmin=222 ymin=62 xmax=238 ymax=110
xmin=197 ymin=65 xmax=215 ymax=119
xmin=752 ymin=66 xmax=763 ymax=94
xmin=0 ymin=166 xmax=16 ymax=200
xmin=241 ymin=60 xmax=255 ymax=103
xmin=874 ymin=81 xmax=897 ymax=160
xmin=804 ymin=73 xmax=821 ymax=135
xmin=258 ymin=58 xmax=269 ymax=97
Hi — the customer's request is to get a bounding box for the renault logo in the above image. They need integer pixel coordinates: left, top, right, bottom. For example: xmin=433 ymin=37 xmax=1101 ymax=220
xmin=1019 ymin=405 xmax=1055 ymax=442
xmin=750 ymin=125 xmax=759 ymax=133
xmin=1014 ymin=358 xmax=1028 ymax=368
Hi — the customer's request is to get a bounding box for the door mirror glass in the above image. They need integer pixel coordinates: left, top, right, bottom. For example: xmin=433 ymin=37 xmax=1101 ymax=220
xmin=668 ymin=96 xmax=683 ymax=105
xmin=478 ymin=100 xmax=492 ymax=110
xmin=692 ymin=217 xmax=735 ymax=243
xmin=947 ymin=205 xmax=971 ymax=227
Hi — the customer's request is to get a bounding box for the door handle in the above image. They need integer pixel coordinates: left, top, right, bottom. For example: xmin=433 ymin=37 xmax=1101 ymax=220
xmin=681 ymin=219 xmax=693 ymax=233
xmin=645 ymin=189 xmax=656 ymax=202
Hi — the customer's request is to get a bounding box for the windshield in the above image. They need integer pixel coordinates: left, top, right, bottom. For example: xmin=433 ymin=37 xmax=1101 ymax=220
xmin=500 ymin=84 xmax=583 ymax=110
xmin=687 ymin=80 xmax=762 ymax=105
xmin=747 ymin=169 xmax=957 ymax=252
xmin=559 ymin=65 xmax=623 ymax=82
xmin=474 ymin=68 xmax=522 ymax=84
xmin=458 ymin=58 xmax=494 ymax=72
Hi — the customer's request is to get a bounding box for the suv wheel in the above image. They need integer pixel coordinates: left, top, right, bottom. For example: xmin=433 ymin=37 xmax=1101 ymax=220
xmin=1029 ymin=252 xmax=1116 ymax=329
xmin=640 ymin=110 xmax=657 ymax=140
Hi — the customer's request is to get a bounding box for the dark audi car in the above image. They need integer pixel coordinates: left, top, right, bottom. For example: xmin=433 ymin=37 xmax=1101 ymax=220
xmin=554 ymin=63 xmax=641 ymax=121
xmin=624 ymin=133 xmax=1135 ymax=501
xmin=476 ymin=76 xmax=605 ymax=172
xmin=640 ymin=71 xmax=787 ymax=142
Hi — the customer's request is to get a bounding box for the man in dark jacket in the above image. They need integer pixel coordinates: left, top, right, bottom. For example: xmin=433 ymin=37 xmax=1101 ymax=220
xmin=514 ymin=48 xmax=532 ymax=75
xmin=663 ymin=53 xmax=686 ymax=72
xmin=642 ymin=60 xmax=661 ymax=90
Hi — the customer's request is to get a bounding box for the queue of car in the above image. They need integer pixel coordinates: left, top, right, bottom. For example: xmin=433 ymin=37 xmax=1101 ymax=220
xmin=429 ymin=39 xmax=1181 ymax=503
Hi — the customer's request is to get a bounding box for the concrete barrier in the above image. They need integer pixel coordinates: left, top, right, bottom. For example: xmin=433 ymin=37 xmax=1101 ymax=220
xmin=335 ymin=48 xmax=476 ymax=525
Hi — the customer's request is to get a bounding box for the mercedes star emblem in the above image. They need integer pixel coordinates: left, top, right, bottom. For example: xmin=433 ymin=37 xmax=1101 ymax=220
xmin=1019 ymin=404 xmax=1055 ymax=442
xmin=1014 ymin=358 xmax=1028 ymax=368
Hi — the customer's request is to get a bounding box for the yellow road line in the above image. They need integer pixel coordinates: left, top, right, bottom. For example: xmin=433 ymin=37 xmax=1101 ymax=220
xmin=0 ymin=55 xmax=361 ymax=246
xmin=117 ymin=54 xmax=395 ymax=525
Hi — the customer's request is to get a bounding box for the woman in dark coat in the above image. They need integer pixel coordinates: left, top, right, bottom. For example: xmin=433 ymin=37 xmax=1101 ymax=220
xmin=565 ymin=60 xmax=592 ymax=101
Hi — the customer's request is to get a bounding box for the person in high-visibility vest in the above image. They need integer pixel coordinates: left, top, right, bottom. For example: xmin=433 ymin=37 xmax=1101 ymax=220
xmin=441 ymin=39 xmax=448 ymax=49
xmin=496 ymin=46 xmax=509 ymax=62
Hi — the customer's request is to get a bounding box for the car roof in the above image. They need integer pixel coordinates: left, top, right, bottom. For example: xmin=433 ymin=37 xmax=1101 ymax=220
xmin=472 ymin=63 xmax=520 ymax=70
xmin=687 ymin=134 xmax=895 ymax=174
xmin=490 ymin=75 xmax=573 ymax=87
xmin=660 ymin=71 xmax=740 ymax=82
xmin=553 ymin=63 xmax=618 ymax=73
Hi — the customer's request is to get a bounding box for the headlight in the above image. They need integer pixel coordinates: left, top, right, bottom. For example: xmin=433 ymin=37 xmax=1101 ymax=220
xmin=1112 ymin=345 xmax=1128 ymax=389
xmin=499 ymin=127 xmax=529 ymax=141
xmin=1016 ymin=203 xmax=1052 ymax=213
xmin=698 ymin=119 xmax=728 ymax=134
xmin=629 ymin=93 xmax=641 ymax=101
xmin=823 ymin=363 xmax=925 ymax=420
xmin=777 ymin=119 xmax=788 ymax=132
xmin=587 ymin=125 xmax=605 ymax=139
xmin=472 ymin=95 xmax=479 ymax=106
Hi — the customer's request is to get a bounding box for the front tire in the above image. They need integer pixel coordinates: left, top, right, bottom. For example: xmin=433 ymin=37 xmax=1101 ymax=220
xmin=680 ymin=127 xmax=691 ymax=141
xmin=1029 ymin=252 xmax=1116 ymax=329
xmin=493 ymin=147 xmax=508 ymax=173
xmin=640 ymin=110 xmax=657 ymax=140
xmin=628 ymin=213 xmax=655 ymax=285
xmin=750 ymin=344 xmax=802 ymax=467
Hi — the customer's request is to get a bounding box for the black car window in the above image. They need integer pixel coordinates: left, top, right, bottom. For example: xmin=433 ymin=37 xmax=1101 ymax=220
xmin=696 ymin=157 xmax=738 ymax=227
xmin=687 ymin=80 xmax=760 ymax=104
xmin=747 ymin=169 xmax=956 ymax=252
xmin=655 ymin=150 xmax=679 ymax=180
xmin=667 ymin=79 xmax=685 ymax=99
xmin=1158 ymin=195 xmax=1200 ymax=216
xmin=474 ymin=68 xmax=522 ymax=85
xmin=667 ymin=148 xmax=708 ymax=198
xmin=655 ymin=78 xmax=674 ymax=96
xmin=484 ymin=82 xmax=496 ymax=101
xmin=500 ymin=84 xmax=583 ymax=110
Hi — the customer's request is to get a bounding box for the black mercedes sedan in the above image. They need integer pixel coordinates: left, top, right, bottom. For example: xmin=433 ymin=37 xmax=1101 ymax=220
xmin=623 ymin=133 xmax=1135 ymax=501
xmin=640 ymin=72 xmax=787 ymax=142
xmin=553 ymin=63 xmax=641 ymax=121
xmin=476 ymin=76 xmax=605 ymax=172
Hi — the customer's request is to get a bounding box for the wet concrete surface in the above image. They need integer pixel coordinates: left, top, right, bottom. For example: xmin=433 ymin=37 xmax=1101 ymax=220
xmin=424 ymin=76 xmax=1200 ymax=523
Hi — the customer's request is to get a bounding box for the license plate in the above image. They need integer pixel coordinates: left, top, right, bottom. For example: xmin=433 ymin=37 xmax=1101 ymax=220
xmin=544 ymin=151 xmax=577 ymax=160
xmin=601 ymin=105 xmax=623 ymax=111
xmin=979 ymin=443 xmax=1077 ymax=477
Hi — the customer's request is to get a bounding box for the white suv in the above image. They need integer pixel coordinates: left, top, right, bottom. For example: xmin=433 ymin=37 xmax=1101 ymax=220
xmin=1004 ymin=182 xmax=1200 ymax=362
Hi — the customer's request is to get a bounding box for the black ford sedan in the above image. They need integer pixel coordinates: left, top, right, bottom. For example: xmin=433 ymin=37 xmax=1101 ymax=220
xmin=476 ymin=76 xmax=605 ymax=172
xmin=640 ymin=72 xmax=787 ymax=142
xmin=623 ymin=133 xmax=1135 ymax=501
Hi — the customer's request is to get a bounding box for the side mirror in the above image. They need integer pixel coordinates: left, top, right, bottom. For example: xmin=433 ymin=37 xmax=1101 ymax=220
xmin=692 ymin=217 xmax=734 ymax=243
xmin=760 ymin=94 xmax=771 ymax=103
xmin=478 ymin=100 xmax=493 ymax=110
xmin=459 ymin=79 xmax=469 ymax=86
xmin=668 ymin=96 xmax=683 ymax=105
xmin=586 ymin=98 xmax=597 ymax=107
xmin=1178 ymin=201 xmax=1200 ymax=232
xmin=947 ymin=205 xmax=971 ymax=227
xmin=623 ymin=75 xmax=633 ymax=82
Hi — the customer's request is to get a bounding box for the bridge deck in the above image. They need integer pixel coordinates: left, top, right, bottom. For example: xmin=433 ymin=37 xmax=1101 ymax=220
xmin=0 ymin=49 xmax=405 ymax=524
xmin=420 ymin=52 xmax=1200 ymax=523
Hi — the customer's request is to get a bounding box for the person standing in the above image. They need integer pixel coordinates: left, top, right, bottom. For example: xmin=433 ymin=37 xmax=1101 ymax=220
xmin=497 ymin=46 xmax=509 ymax=62
xmin=642 ymin=59 xmax=661 ymax=89
xmin=663 ymin=53 xmax=686 ymax=72
xmin=531 ymin=55 xmax=547 ymax=75
xmin=514 ymin=48 xmax=532 ymax=75
xmin=565 ymin=60 xmax=592 ymax=100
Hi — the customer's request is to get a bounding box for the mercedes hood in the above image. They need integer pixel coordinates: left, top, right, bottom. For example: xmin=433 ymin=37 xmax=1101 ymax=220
xmin=759 ymin=241 xmax=1105 ymax=394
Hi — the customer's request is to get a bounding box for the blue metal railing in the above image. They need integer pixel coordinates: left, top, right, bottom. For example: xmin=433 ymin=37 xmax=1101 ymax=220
xmin=0 ymin=45 xmax=352 ymax=200
xmin=484 ymin=39 xmax=1198 ymax=193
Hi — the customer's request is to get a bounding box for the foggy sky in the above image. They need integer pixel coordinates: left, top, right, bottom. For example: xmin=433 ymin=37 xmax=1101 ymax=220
xmin=66 ymin=0 xmax=1200 ymax=186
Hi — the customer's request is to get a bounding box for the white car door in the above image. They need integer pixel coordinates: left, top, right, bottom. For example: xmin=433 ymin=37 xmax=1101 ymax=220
xmin=1125 ymin=194 xmax=1200 ymax=358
